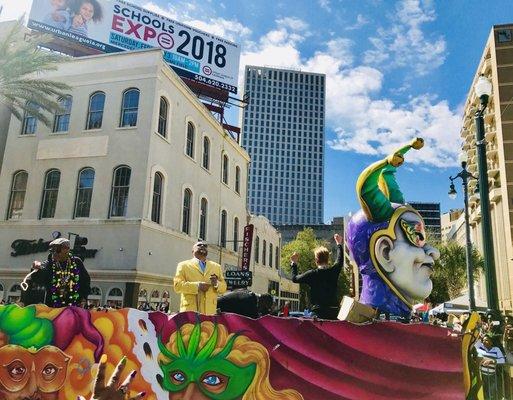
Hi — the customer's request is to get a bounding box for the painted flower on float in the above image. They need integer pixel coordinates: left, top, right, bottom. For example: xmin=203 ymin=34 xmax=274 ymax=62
xmin=345 ymin=138 xmax=440 ymax=317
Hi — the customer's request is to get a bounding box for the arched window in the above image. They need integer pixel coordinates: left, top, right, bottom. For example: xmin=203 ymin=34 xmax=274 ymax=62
xmin=21 ymin=101 xmax=39 ymax=135
xmin=120 ymin=88 xmax=140 ymax=127
xmin=53 ymin=95 xmax=72 ymax=132
xmin=151 ymin=290 xmax=160 ymax=299
xmin=220 ymin=210 xmax=227 ymax=248
xmin=233 ymin=217 xmax=239 ymax=252
xmin=0 ymin=283 xmax=4 ymax=302
xmin=138 ymin=289 xmax=147 ymax=299
xmin=7 ymin=171 xmax=28 ymax=220
xmin=109 ymin=166 xmax=131 ymax=217
xmin=162 ymin=290 xmax=170 ymax=299
xmin=262 ymin=240 xmax=267 ymax=266
xmin=106 ymin=287 xmax=123 ymax=308
xmin=222 ymin=154 xmax=229 ymax=184
xmin=235 ymin=166 xmax=241 ymax=194
xmin=86 ymin=91 xmax=105 ymax=130
xmin=182 ymin=188 xmax=192 ymax=234
xmin=157 ymin=97 xmax=168 ymax=137
xmin=151 ymin=172 xmax=163 ymax=224
xmin=199 ymin=197 xmax=208 ymax=240
xmin=186 ymin=122 xmax=195 ymax=158
xmin=269 ymin=243 xmax=273 ymax=268
xmin=7 ymin=284 xmax=21 ymax=303
xmin=89 ymin=286 xmax=102 ymax=307
xmin=40 ymin=169 xmax=61 ymax=219
xmin=90 ymin=287 xmax=102 ymax=296
xmin=74 ymin=168 xmax=95 ymax=218
xmin=255 ymin=236 xmax=260 ymax=263
xmin=202 ymin=137 xmax=210 ymax=170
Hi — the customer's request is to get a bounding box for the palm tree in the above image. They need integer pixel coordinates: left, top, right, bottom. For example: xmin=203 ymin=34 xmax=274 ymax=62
xmin=0 ymin=18 xmax=70 ymax=126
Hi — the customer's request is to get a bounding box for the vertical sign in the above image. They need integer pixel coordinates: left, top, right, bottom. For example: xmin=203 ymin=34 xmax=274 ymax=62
xmin=241 ymin=224 xmax=254 ymax=271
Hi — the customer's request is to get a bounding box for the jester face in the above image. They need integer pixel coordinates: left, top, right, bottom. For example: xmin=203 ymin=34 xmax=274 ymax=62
xmin=0 ymin=345 xmax=70 ymax=400
xmin=372 ymin=208 xmax=440 ymax=303
xmin=158 ymin=323 xmax=256 ymax=400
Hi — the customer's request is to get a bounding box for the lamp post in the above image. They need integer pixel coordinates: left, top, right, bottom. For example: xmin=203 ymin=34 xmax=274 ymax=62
xmin=448 ymin=152 xmax=478 ymax=310
xmin=474 ymin=74 xmax=500 ymax=315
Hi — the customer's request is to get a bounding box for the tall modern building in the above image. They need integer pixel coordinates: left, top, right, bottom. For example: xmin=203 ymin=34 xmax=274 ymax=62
xmin=242 ymin=66 xmax=326 ymax=225
xmin=460 ymin=23 xmax=513 ymax=313
xmin=408 ymin=201 xmax=442 ymax=242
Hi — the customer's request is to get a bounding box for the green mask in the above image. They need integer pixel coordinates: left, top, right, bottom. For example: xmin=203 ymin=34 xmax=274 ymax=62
xmin=158 ymin=322 xmax=256 ymax=400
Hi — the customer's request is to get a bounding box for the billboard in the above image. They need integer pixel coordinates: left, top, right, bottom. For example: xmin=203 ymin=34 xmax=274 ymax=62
xmin=27 ymin=0 xmax=241 ymax=93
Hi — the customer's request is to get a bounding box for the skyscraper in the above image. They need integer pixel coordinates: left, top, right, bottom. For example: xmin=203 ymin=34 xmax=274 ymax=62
xmin=242 ymin=66 xmax=325 ymax=225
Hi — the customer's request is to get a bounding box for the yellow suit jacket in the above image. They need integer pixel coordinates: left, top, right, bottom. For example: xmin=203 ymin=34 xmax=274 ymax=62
xmin=173 ymin=258 xmax=227 ymax=315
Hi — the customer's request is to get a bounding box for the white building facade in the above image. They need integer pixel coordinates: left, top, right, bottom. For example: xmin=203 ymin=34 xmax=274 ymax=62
xmin=0 ymin=49 xmax=254 ymax=310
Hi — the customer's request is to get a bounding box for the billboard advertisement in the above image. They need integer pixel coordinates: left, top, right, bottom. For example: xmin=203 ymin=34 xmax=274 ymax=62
xmin=27 ymin=0 xmax=241 ymax=93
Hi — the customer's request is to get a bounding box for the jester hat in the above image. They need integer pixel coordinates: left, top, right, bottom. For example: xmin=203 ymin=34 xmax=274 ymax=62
xmin=346 ymin=138 xmax=426 ymax=317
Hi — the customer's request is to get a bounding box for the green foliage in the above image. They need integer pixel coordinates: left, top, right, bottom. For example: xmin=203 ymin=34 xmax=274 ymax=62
xmin=0 ymin=18 xmax=71 ymax=126
xmin=430 ymin=240 xmax=484 ymax=305
xmin=280 ymin=228 xmax=350 ymax=308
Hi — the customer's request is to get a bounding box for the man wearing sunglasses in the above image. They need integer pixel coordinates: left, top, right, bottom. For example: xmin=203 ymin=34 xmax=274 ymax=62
xmin=22 ymin=238 xmax=91 ymax=307
xmin=174 ymin=241 xmax=226 ymax=315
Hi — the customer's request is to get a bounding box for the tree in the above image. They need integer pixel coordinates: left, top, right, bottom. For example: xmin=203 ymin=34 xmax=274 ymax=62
xmin=429 ymin=240 xmax=484 ymax=305
xmin=280 ymin=228 xmax=350 ymax=309
xmin=0 ymin=18 xmax=70 ymax=126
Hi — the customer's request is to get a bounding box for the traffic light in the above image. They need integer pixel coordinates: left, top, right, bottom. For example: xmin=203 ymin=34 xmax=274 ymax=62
xmin=73 ymin=235 xmax=88 ymax=260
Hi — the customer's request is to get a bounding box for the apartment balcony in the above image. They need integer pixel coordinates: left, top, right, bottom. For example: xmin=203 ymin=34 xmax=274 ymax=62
xmin=485 ymin=129 xmax=496 ymax=141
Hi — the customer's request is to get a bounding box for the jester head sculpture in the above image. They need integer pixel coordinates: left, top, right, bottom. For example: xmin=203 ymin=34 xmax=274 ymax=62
xmin=346 ymin=138 xmax=440 ymax=318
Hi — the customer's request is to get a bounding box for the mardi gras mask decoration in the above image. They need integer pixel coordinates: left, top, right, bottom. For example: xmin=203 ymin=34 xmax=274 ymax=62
xmin=346 ymin=138 xmax=439 ymax=317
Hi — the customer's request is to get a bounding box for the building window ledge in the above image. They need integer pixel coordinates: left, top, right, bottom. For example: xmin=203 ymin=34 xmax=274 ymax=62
xmin=154 ymin=131 xmax=170 ymax=144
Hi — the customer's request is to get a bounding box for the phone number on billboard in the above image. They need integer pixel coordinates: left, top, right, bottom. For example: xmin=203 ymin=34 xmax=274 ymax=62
xmin=194 ymin=75 xmax=236 ymax=92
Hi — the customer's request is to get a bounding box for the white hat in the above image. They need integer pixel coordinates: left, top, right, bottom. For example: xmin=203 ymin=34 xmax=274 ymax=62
xmin=49 ymin=238 xmax=70 ymax=247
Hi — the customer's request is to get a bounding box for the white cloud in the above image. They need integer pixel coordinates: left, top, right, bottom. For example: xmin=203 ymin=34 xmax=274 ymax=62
xmin=276 ymin=17 xmax=309 ymax=32
xmin=239 ymin=16 xmax=461 ymax=167
xmin=363 ymin=0 xmax=446 ymax=76
xmin=318 ymin=0 xmax=331 ymax=12
xmin=345 ymin=14 xmax=369 ymax=31
xmin=0 ymin=0 xmax=32 ymax=22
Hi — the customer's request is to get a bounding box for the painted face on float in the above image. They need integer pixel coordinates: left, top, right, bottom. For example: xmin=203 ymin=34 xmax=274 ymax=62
xmin=346 ymin=138 xmax=440 ymax=315
xmin=373 ymin=209 xmax=440 ymax=303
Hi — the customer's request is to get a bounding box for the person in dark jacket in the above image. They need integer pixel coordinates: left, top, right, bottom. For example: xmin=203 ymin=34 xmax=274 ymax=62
xmin=21 ymin=238 xmax=90 ymax=307
xmin=217 ymin=289 xmax=273 ymax=319
xmin=290 ymin=233 xmax=343 ymax=320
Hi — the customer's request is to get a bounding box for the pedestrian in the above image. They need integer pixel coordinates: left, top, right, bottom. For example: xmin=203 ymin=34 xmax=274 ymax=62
xmin=281 ymin=300 xmax=290 ymax=317
xmin=173 ymin=241 xmax=226 ymax=315
xmin=290 ymin=233 xmax=343 ymax=320
xmin=21 ymin=238 xmax=90 ymax=307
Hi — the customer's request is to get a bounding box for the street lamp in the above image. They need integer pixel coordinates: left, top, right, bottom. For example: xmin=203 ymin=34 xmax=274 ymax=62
xmin=449 ymin=152 xmax=478 ymax=310
xmin=474 ymin=73 xmax=499 ymax=315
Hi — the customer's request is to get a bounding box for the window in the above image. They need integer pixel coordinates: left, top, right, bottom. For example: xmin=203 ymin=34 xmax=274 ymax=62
xmin=262 ymin=240 xmax=267 ymax=266
xmin=255 ymin=236 xmax=260 ymax=263
xmin=120 ymin=88 xmax=140 ymax=127
xmin=233 ymin=217 xmax=239 ymax=251
xmin=202 ymin=137 xmax=210 ymax=170
xmin=86 ymin=92 xmax=105 ymax=130
xmin=222 ymin=154 xmax=229 ymax=184
xmin=109 ymin=166 xmax=131 ymax=217
xmin=21 ymin=101 xmax=39 ymax=135
xmin=158 ymin=97 xmax=168 ymax=137
xmin=182 ymin=188 xmax=192 ymax=234
xmin=199 ymin=198 xmax=208 ymax=240
xmin=39 ymin=169 xmax=60 ymax=219
xmin=53 ymin=96 xmax=72 ymax=132
xmin=74 ymin=168 xmax=95 ymax=218
xmin=275 ymin=246 xmax=279 ymax=269
xmin=186 ymin=122 xmax=195 ymax=158
xmin=220 ymin=210 xmax=227 ymax=248
xmin=151 ymin=172 xmax=163 ymax=223
xmin=106 ymin=287 xmax=123 ymax=308
xmin=7 ymin=171 xmax=28 ymax=219
xmin=235 ymin=166 xmax=241 ymax=194
xmin=269 ymin=243 xmax=273 ymax=268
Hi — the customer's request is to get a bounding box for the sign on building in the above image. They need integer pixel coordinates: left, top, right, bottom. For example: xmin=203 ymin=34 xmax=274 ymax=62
xmin=225 ymin=270 xmax=252 ymax=289
xmin=241 ymin=224 xmax=254 ymax=271
xmin=27 ymin=0 xmax=241 ymax=93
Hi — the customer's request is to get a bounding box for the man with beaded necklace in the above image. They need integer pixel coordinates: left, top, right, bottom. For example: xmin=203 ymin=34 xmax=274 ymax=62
xmin=24 ymin=238 xmax=91 ymax=307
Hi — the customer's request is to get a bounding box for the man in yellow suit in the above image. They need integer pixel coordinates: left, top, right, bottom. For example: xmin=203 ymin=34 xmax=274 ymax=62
xmin=174 ymin=241 xmax=227 ymax=315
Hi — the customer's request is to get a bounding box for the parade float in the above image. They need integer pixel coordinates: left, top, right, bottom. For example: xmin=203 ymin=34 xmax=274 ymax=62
xmin=0 ymin=140 xmax=480 ymax=400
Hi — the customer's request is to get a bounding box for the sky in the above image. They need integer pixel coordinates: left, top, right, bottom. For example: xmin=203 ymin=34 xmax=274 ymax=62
xmin=2 ymin=0 xmax=513 ymax=223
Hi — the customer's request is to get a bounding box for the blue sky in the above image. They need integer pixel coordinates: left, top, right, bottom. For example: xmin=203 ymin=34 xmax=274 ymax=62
xmin=3 ymin=0 xmax=513 ymax=222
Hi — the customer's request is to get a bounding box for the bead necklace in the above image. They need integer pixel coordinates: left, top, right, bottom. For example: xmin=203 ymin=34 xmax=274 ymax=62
xmin=50 ymin=255 xmax=80 ymax=307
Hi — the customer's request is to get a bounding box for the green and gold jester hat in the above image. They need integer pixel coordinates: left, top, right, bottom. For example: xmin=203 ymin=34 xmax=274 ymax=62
xmin=158 ymin=321 xmax=256 ymax=400
xmin=345 ymin=138 xmax=430 ymax=317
